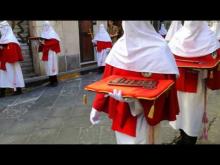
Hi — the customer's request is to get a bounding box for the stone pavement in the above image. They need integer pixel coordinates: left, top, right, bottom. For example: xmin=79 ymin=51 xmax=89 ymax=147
xmin=0 ymin=71 xmax=220 ymax=144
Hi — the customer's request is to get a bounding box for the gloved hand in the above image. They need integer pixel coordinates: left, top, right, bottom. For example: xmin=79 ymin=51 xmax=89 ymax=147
xmin=90 ymin=108 xmax=100 ymax=125
xmin=108 ymin=89 xmax=124 ymax=102
xmin=107 ymin=89 xmax=135 ymax=103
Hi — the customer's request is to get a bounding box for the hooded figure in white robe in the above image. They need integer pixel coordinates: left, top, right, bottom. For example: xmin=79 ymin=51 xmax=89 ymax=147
xmin=169 ymin=21 xmax=220 ymax=144
xmin=0 ymin=21 xmax=25 ymax=97
xmin=90 ymin=21 xmax=179 ymax=144
xmin=40 ymin=21 xmax=61 ymax=87
xmin=92 ymin=24 xmax=112 ymax=67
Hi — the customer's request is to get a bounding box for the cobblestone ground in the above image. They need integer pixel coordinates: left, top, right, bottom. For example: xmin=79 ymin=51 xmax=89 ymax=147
xmin=0 ymin=72 xmax=219 ymax=144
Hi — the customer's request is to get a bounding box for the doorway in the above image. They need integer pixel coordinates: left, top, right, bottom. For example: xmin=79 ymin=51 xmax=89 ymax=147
xmin=78 ymin=21 xmax=95 ymax=65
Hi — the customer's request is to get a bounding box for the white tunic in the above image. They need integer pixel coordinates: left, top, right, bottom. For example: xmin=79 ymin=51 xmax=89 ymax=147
xmin=95 ymin=48 xmax=110 ymax=66
xmin=44 ymin=50 xmax=58 ymax=76
xmin=169 ymin=70 xmax=207 ymax=137
xmin=115 ymin=113 xmax=161 ymax=144
xmin=0 ymin=62 xmax=25 ymax=88
xmin=115 ymin=100 xmax=161 ymax=144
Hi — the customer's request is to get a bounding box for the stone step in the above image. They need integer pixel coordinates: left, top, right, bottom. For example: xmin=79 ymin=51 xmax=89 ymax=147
xmin=22 ymin=55 xmax=32 ymax=61
xmin=20 ymin=62 xmax=33 ymax=68
xmin=21 ymin=50 xmax=31 ymax=55
xmin=23 ymin=72 xmax=38 ymax=78
xmin=21 ymin=58 xmax=32 ymax=64
xmin=21 ymin=67 xmax=34 ymax=74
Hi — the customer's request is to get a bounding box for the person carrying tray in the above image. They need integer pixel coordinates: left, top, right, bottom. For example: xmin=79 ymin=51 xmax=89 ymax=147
xmin=169 ymin=21 xmax=220 ymax=145
xmin=89 ymin=21 xmax=179 ymax=144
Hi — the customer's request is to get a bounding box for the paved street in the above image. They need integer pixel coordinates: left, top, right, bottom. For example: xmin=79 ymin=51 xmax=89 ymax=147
xmin=0 ymin=71 xmax=220 ymax=144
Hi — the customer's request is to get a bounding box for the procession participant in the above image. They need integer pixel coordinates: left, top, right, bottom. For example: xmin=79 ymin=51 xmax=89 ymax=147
xmin=169 ymin=21 xmax=220 ymax=144
xmin=92 ymin=24 xmax=112 ymax=73
xmin=40 ymin=21 xmax=61 ymax=87
xmin=0 ymin=21 xmax=25 ymax=97
xmin=89 ymin=21 xmax=179 ymax=144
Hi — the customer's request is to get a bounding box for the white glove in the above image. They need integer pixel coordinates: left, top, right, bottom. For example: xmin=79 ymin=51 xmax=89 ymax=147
xmin=108 ymin=89 xmax=124 ymax=102
xmin=90 ymin=108 xmax=100 ymax=125
xmin=107 ymin=89 xmax=135 ymax=103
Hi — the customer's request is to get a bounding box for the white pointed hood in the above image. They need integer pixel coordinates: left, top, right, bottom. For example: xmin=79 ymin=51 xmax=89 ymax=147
xmin=0 ymin=21 xmax=20 ymax=45
xmin=93 ymin=24 xmax=112 ymax=42
xmin=105 ymin=21 xmax=179 ymax=75
xmin=165 ymin=21 xmax=182 ymax=41
xmin=40 ymin=21 xmax=60 ymax=41
xmin=169 ymin=21 xmax=220 ymax=57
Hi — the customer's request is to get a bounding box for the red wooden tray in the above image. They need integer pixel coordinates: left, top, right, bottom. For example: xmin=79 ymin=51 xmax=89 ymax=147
xmin=84 ymin=75 xmax=175 ymax=100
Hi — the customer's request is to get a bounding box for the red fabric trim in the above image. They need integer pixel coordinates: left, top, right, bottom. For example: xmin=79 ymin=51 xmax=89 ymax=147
xmin=206 ymin=65 xmax=220 ymax=90
xmin=176 ymin=68 xmax=199 ymax=93
xmin=0 ymin=43 xmax=23 ymax=70
xmin=41 ymin=39 xmax=61 ymax=61
xmin=96 ymin=41 xmax=112 ymax=52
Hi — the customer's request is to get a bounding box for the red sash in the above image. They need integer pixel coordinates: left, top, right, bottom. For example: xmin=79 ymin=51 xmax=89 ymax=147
xmin=176 ymin=68 xmax=199 ymax=93
xmin=96 ymin=41 xmax=112 ymax=52
xmin=0 ymin=43 xmax=23 ymax=71
xmin=41 ymin=39 xmax=61 ymax=61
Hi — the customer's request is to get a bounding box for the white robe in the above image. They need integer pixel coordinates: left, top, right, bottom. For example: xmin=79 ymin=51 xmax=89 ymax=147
xmin=115 ymin=102 xmax=161 ymax=144
xmin=169 ymin=70 xmax=207 ymax=137
xmin=96 ymin=48 xmax=110 ymax=66
xmin=44 ymin=50 xmax=58 ymax=76
xmin=0 ymin=62 xmax=25 ymax=88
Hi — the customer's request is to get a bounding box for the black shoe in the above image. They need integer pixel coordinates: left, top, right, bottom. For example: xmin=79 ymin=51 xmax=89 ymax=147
xmin=182 ymin=134 xmax=197 ymax=145
xmin=170 ymin=135 xmax=183 ymax=145
xmin=170 ymin=129 xmax=185 ymax=145
xmin=51 ymin=82 xmax=58 ymax=87
xmin=47 ymin=76 xmax=58 ymax=87
xmin=13 ymin=88 xmax=22 ymax=95
xmin=98 ymin=66 xmax=105 ymax=74
xmin=0 ymin=88 xmax=6 ymax=98
xmin=46 ymin=76 xmax=54 ymax=87
xmin=177 ymin=130 xmax=197 ymax=145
